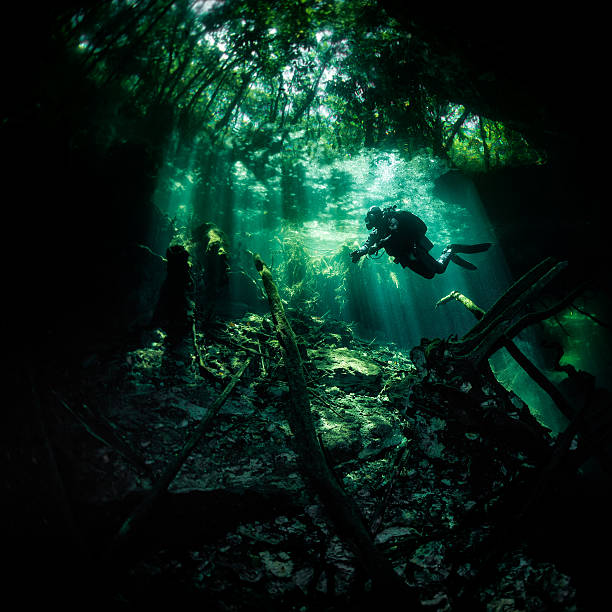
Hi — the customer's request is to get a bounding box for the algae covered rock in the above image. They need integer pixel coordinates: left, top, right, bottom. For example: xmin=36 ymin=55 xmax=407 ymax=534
xmin=308 ymin=346 xmax=382 ymax=390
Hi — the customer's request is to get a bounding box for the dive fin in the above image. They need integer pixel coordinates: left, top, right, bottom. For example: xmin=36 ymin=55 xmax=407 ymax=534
xmin=450 ymin=242 xmax=493 ymax=254
xmin=450 ymin=254 xmax=477 ymax=270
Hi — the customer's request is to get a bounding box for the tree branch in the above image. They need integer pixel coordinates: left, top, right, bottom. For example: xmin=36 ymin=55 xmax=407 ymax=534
xmin=112 ymin=356 xmax=252 ymax=548
xmin=253 ymin=253 xmax=418 ymax=602
xmin=451 ymin=259 xmax=568 ymax=363
xmin=437 ymin=289 xmax=576 ymax=421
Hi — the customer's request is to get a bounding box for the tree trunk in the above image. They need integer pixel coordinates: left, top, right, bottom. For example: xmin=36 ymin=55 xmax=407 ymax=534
xmin=479 ymin=116 xmax=490 ymax=170
xmin=442 ymin=107 xmax=470 ymax=154
xmin=213 ymin=73 xmax=252 ymax=136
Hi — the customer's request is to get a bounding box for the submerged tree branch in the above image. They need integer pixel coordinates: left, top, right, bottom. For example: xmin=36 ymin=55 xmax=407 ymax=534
xmin=450 ymin=259 xmax=568 ymax=363
xmin=479 ymin=116 xmax=490 ymax=170
xmin=437 ymin=289 xmax=576 ymax=421
xmin=253 ymin=253 xmax=417 ymax=602
xmin=53 ymin=391 xmax=152 ymax=474
xmin=112 ymin=356 xmax=251 ymax=548
xmin=459 ymin=257 xmax=556 ymax=345
xmin=569 ymin=303 xmax=610 ymax=328
xmin=442 ymin=107 xmax=470 ymax=153
xmin=436 ymin=290 xmax=484 ymax=319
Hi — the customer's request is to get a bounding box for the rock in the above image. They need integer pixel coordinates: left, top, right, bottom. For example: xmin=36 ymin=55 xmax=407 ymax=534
xmin=308 ymin=347 xmax=382 ymax=389
xmin=49 ymin=294 xmax=581 ymax=611
xmin=259 ymin=550 xmax=294 ymax=578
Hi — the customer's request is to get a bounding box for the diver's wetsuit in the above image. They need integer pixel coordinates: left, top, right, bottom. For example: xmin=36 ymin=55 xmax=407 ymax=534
xmin=353 ymin=208 xmax=491 ymax=279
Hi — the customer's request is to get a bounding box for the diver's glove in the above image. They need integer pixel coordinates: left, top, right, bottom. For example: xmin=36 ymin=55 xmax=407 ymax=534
xmin=351 ymin=246 xmax=373 ymax=263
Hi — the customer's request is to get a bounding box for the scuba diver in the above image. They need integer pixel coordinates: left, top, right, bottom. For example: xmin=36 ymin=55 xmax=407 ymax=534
xmin=350 ymin=205 xmax=492 ymax=279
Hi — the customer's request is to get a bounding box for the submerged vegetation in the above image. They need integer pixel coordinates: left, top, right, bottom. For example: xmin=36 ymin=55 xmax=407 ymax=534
xmin=4 ymin=2 xmax=611 ymax=611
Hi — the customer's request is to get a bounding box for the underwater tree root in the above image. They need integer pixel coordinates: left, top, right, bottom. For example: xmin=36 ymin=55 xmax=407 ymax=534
xmin=193 ymin=321 xmax=220 ymax=383
xmin=369 ymin=438 xmax=411 ymax=536
xmin=111 ymin=356 xmax=252 ymax=550
xmin=447 ymin=257 xmax=574 ymax=364
xmin=253 ymin=253 xmax=419 ymax=605
xmin=436 ymin=288 xmax=575 ymax=420
xmin=436 ymin=278 xmax=612 ymax=473
xmin=434 ymin=282 xmax=606 ymax=607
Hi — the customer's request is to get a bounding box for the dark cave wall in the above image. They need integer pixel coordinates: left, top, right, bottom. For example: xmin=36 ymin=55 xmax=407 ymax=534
xmin=471 ymin=164 xmax=606 ymax=287
xmin=17 ymin=134 xmax=174 ymax=361
xmin=471 ymin=160 xmax=612 ymax=386
xmin=435 ymin=159 xmax=608 ymax=304
xmin=3 ymin=10 xmax=179 ymax=361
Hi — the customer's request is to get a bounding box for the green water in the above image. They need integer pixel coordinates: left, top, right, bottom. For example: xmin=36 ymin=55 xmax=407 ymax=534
xmin=14 ymin=0 xmax=601 ymax=436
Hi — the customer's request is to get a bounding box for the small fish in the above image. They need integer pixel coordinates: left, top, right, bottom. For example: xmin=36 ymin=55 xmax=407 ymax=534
xmin=389 ymin=271 xmax=399 ymax=289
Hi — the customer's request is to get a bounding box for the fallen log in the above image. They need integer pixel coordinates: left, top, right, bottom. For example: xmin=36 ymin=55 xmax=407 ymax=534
xmin=112 ymin=356 xmax=251 ymax=548
xmin=253 ymin=253 xmax=417 ymax=603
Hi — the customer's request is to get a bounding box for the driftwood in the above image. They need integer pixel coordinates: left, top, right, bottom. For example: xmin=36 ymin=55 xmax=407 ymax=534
xmin=253 ymin=253 xmax=417 ymax=602
xmin=112 ymin=356 xmax=251 ymax=548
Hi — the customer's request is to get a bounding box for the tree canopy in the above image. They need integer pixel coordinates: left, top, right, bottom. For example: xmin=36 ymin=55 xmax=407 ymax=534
xmin=51 ymin=0 xmax=541 ymax=181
